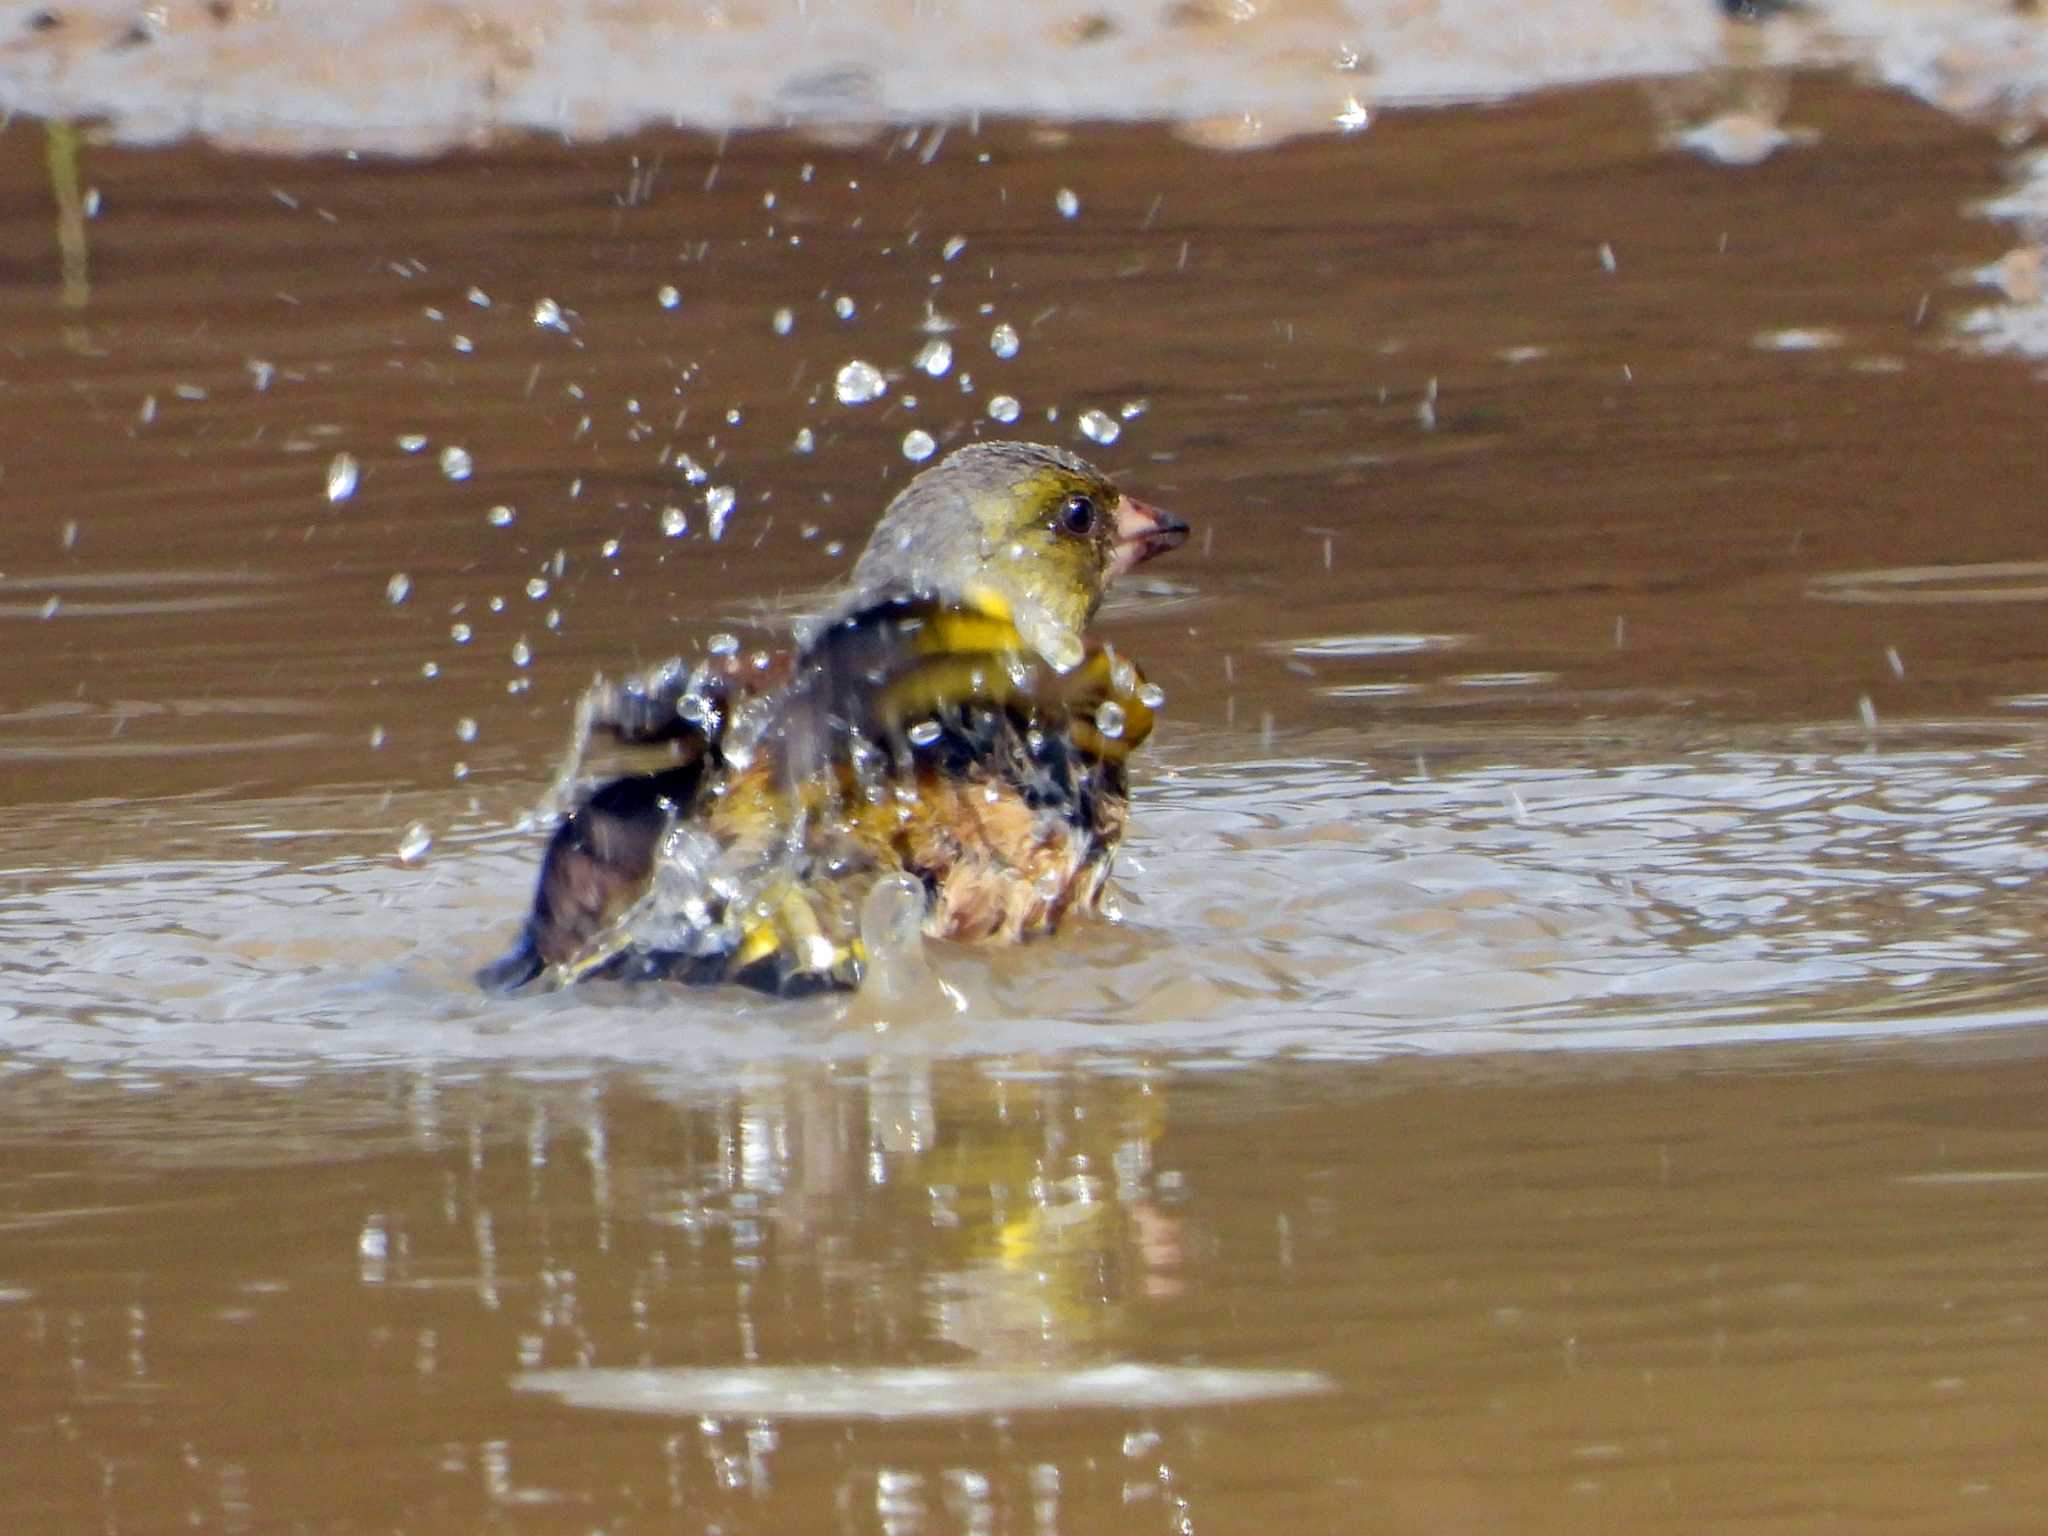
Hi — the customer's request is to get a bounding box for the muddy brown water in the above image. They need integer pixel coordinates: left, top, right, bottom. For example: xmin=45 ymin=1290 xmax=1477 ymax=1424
xmin=8 ymin=75 xmax=2048 ymax=1531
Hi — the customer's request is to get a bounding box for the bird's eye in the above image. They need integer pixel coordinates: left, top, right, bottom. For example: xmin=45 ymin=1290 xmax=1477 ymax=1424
xmin=1060 ymin=493 xmax=1098 ymax=535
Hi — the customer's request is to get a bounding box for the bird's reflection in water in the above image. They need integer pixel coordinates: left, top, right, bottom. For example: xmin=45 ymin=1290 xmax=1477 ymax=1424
xmin=588 ymin=1054 xmax=1186 ymax=1373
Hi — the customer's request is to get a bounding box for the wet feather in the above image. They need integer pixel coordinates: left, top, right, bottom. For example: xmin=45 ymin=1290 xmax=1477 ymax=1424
xmin=479 ymin=442 xmax=1188 ymax=997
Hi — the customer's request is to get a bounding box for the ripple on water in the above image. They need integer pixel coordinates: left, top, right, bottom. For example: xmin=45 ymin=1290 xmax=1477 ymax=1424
xmin=517 ymin=1364 xmax=1334 ymax=1419
xmin=1287 ymin=633 xmax=1467 ymax=658
xmin=7 ymin=737 xmax=2048 ymax=1076
xmin=0 ymin=569 xmax=280 ymax=621
xmin=1809 ymin=561 xmax=2048 ymax=605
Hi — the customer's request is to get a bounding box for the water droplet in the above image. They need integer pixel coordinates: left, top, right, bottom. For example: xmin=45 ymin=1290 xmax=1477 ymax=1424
xmin=1079 ymin=409 xmax=1120 ymax=445
xmin=902 ymin=429 xmax=936 ymax=462
xmin=989 ymin=323 xmax=1020 ymax=359
xmin=1095 ymin=700 xmax=1127 ymax=739
xmin=525 ymin=577 xmax=549 ymax=599
xmin=772 ymin=307 xmax=795 ymax=335
xmin=450 ymin=622 xmax=472 ymax=644
xmin=512 ymin=639 xmax=532 ymax=668
xmin=1120 ymin=399 xmax=1149 ymax=420
xmin=439 ymin=445 xmax=473 ymax=481
xmin=675 ymin=452 xmax=708 ymax=485
xmin=397 ymin=824 xmax=433 ymax=862
xmin=705 ymin=485 xmax=736 ymax=539
xmin=451 ymin=335 xmax=474 ymax=354
xmin=835 ymin=360 xmax=888 ymax=405
xmin=708 ymin=632 xmax=740 ymax=657
xmin=40 ymin=595 xmax=60 ymax=619
xmin=793 ymin=427 xmax=815 ymax=454
xmin=1043 ymin=631 xmax=1086 ymax=673
xmin=834 ymin=295 xmax=857 ymax=320
xmin=396 ymin=433 xmax=428 ymax=453
xmin=1055 ymin=188 xmax=1081 ymax=218
xmin=467 ymin=287 xmax=491 ymax=307
xmin=487 ymin=505 xmax=516 ymax=527
xmin=326 ymin=452 xmax=359 ymax=504
xmin=661 ymin=505 xmax=688 ymax=537
xmin=369 ymin=725 xmax=386 ymax=749
xmin=421 ymin=661 xmax=439 ymax=678
xmin=907 ymin=720 xmax=943 ymax=747
xmin=455 ymin=717 xmax=478 ymax=743
xmin=942 ymin=235 xmax=967 ymax=261
xmin=657 ymin=285 xmax=680 ymax=309
xmin=1137 ymin=682 xmax=1166 ymax=709
xmin=386 ymin=573 xmax=411 ymax=604
xmin=986 ymin=394 xmax=1021 ymax=423
xmin=532 ymin=297 xmax=568 ymax=330
xmin=601 ymin=538 xmax=621 ymax=559
xmin=1335 ymin=96 xmax=1371 ymax=132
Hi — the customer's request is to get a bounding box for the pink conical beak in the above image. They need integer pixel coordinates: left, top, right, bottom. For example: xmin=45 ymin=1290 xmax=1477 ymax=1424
xmin=1107 ymin=495 xmax=1190 ymax=580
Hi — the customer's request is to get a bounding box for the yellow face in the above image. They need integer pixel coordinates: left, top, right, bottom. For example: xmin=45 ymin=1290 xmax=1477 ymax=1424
xmin=965 ymin=458 xmax=1189 ymax=671
xmin=847 ymin=441 xmax=1189 ymax=672
xmin=968 ymin=460 xmax=1122 ymax=618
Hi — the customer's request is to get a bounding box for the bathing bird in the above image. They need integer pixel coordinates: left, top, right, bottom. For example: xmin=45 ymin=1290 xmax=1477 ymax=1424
xmin=476 ymin=439 xmax=1189 ymax=997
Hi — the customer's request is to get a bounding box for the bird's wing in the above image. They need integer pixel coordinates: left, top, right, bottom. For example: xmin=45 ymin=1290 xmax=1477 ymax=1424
xmin=774 ymin=594 xmax=1157 ymax=762
xmin=476 ymin=725 xmax=720 ymax=993
xmin=479 ymin=596 xmax=1160 ymax=995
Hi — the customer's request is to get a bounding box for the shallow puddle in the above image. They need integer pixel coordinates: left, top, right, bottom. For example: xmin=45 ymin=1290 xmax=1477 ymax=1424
xmin=8 ymin=25 xmax=2048 ymax=1533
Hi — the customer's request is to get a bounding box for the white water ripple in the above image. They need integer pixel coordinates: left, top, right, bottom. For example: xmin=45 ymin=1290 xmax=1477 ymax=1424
xmin=517 ymin=1363 xmax=1335 ymax=1419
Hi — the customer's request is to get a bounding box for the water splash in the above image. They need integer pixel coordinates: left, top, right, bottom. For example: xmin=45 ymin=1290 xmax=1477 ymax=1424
xmin=835 ymin=360 xmax=887 ymax=405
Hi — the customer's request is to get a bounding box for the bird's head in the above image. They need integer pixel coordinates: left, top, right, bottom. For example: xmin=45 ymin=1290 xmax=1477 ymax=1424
xmin=844 ymin=441 xmax=1189 ymax=670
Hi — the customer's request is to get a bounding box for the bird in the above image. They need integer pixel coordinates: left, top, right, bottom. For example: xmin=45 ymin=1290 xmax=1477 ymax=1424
xmin=476 ymin=439 xmax=1190 ymax=998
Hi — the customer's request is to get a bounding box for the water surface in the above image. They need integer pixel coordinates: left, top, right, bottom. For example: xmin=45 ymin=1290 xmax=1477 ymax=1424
xmin=7 ymin=58 xmax=2048 ymax=1535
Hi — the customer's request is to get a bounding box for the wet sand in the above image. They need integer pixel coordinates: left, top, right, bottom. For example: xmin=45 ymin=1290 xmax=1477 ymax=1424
xmin=8 ymin=68 xmax=2048 ymax=1534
